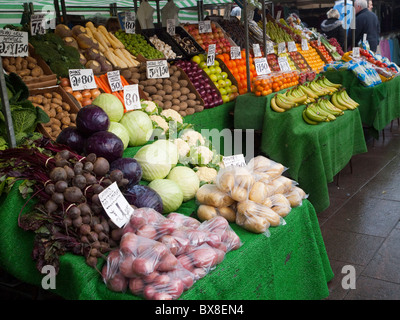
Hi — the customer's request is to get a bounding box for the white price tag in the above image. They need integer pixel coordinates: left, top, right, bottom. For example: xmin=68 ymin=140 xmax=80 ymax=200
xmin=253 ymin=43 xmax=262 ymax=57
xmin=99 ymin=182 xmax=134 ymax=228
xmin=352 ymin=47 xmax=360 ymax=58
xmin=146 ymin=60 xmax=170 ymax=79
xmin=363 ymin=33 xmax=367 ymax=43
xmin=317 ymin=36 xmax=321 ymax=47
xmin=107 ymin=70 xmax=123 ymax=92
xmin=167 ymin=19 xmax=175 ymax=36
xmin=223 ymin=154 xmax=246 ymax=167
xmin=206 ymin=44 xmax=216 ymax=66
xmin=125 ymin=11 xmax=136 ymax=34
xmin=224 ymin=4 xmax=232 ymax=20
xmin=254 ymin=57 xmax=271 ymax=76
xmin=124 ymin=84 xmax=141 ymax=111
xmin=278 ymin=42 xmax=286 ymax=54
xmin=278 ymin=56 xmax=291 ymax=72
xmin=276 ymin=10 xmax=282 ymax=20
xmin=199 ymin=20 xmax=212 ymax=34
xmin=266 ymin=41 xmax=275 ymax=55
xmin=0 ymin=30 xmax=29 ymax=57
xmin=230 ymin=46 xmax=241 ymax=60
xmin=68 ymin=69 xmax=97 ymax=91
xmin=30 ymin=14 xmax=46 ymax=36
xmin=301 ymin=38 xmax=309 ymax=51
xmin=287 ymin=41 xmax=297 ymax=52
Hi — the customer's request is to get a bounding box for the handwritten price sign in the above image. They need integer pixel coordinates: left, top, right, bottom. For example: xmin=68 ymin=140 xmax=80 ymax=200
xmin=125 ymin=11 xmax=136 ymax=34
xmin=253 ymin=44 xmax=262 ymax=58
xmin=68 ymin=69 xmax=97 ymax=91
xmin=124 ymin=84 xmax=141 ymax=111
xmin=199 ymin=21 xmax=212 ymax=34
xmin=146 ymin=60 xmax=170 ymax=79
xmin=278 ymin=56 xmax=291 ymax=72
xmin=254 ymin=57 xmax=271 ymax=76
xmin=206 ymin=44 xmax=216 ymax=66
xmin=230 ymin=46 xmax=241 ymax=60
xmin=167 ymin=19 xmax=175 ymax=36
xmin=0 ymin=30 xmax=28 ymax=57
xmin=107 ymin=70 xmax=123 ymax=92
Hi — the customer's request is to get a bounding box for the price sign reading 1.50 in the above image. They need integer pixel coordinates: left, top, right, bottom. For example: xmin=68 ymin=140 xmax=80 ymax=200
xmin=0 ymin=30 xmax=29 ymax=57
xmin=146 ymin=60 xmax=170 ymax=79
xmin=69 ymin=69 xmax=97 ymax=91
xmin=254 ymin=57 xmax=271 ymax=76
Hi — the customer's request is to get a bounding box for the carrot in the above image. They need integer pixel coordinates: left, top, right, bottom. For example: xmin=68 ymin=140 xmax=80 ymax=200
xmin=120 ymin=75 xmax=129 ymax=87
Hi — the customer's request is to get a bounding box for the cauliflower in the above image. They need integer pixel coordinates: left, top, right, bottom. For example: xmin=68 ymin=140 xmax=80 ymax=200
xmin=150 ymin=115 xmax=169 ymax=133
xmin=141 ymin=100 xmax=158 ymax=115
xmin=195 ymin=166 xmax=218 ymax=183
xmin=161 ymin=109 xmax=183 ymax=124
xmin=173 ymin=138 xmax=190 ymax=158
xmin=190 ymin=145 xmax=214 ymax=165
xmin=180 ymin=129 xmax=205 ymax=147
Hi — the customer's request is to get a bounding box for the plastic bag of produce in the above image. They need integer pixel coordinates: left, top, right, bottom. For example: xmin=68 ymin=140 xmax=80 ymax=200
xmin=197 ymin=204 xmax=236 ymax=222
xmin=216 ymin=166 xmax=255 ymax=202
xmin=285 ymin=186 xmax=308 ymax=208
xmin=247 ymin=155 xmax=286 ymax=183
xmin=235 ymin=199 xmax=284 ymax=235
xmin=177 ymin=243 xmax=224 ymax=280
xmin=166 ymin=212 xmax=201 ymax=229
xmin=195 ymin=184 xmax=235 ymax=208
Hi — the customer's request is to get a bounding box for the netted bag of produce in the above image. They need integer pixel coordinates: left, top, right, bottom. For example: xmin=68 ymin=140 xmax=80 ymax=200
xmin=177 ymin=243 xmax=225 ymax=280
xmin=236 ymin=200 xmax=284 ymax=235
xmin=216 ymin=166 xmax=255 ymax=202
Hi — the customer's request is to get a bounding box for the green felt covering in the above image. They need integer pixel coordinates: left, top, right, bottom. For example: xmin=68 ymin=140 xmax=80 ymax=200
xmin=234 ymin=93 xmax=368 ymax=213
xmin=324 ymin=71 xmax=400 ymax=138
xmin=0 ymin=181 xmax=333 ymax=300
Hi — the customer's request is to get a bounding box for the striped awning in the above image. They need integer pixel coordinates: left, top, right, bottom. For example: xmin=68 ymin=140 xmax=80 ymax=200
xmin=0 ymin=0 xmax=234 ymax=28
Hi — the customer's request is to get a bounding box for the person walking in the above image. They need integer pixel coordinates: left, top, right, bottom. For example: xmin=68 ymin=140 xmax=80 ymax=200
xmin=348 ymin=0 xmax=380 ymax=52
xmin=320 ymin=8 xmax=345 ymax=49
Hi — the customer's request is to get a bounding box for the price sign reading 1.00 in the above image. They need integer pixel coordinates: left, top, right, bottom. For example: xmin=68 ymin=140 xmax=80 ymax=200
xmin=0 ymin=30 xmax=29 ymax=57
xmin=69 ymin=69 xmax=97 ymax=91
xmin=206 ymin=44 xmax=216 ymax=66
xmin=278 ymin=56 xmax=291 ymax=72
xmin=254 ymin=57 xmax=271 ymax=76
xmin=146 ymin=60 xmax=170 ymax=79
xmin=125 ymin=11 xmax=136 ymax=34
xmin=107 ymin=70 xmax=123 ymax=92
xmin=124 ymin=84 xmax=141 ymax=111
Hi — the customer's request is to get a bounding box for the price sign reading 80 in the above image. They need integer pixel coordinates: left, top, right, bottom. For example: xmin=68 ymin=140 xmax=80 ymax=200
xmin=146 ymin=60 xmax=170 ymax=79
xmin=69 ymin=69 xmax=97 ymax=91
xmin=124 ymin=85 xmax=141 ymax=111
xmin=0 ymin=30 xmax=29 ymax=57
xmin=125 ymin=12 xmax=136 ymax=34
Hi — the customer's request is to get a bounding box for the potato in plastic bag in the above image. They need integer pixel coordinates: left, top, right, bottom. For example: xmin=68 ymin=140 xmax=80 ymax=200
xmin=285 ymin=186 xmax=308 ymax=207
xmin=195 ymin=184 xmax=234 ymax=208
xmin=197 ymin=204 xmax=236 ymax=222
xmin=248 ymin=156 xmax=286 ymax=181
xmin=216 ymin=166 xmax=255 ymax=202
xmin=268 ymin=194 xmax=292 ymax=217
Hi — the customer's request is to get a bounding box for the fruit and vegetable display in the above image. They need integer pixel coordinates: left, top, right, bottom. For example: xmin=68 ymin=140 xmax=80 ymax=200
xmin=54 ymin=22 xmax=140 ymax=72
xmin=189 ymin=54 xmax=239 ymax=103
xmin=310 ymin=40 xmax=334 ymax=64
xmin=216 ymin=51 xmax=255 ymax=95
xmin=195 ymin=155 xmax=307 ymax=234
xmin=94 ymin=73 xmax=131 ymax=108
xmin=120 ymin=63 xmax=204 ymax=116
xmin=102 ymin=210 xmax=241 ymax=299
xmin=114 ymin=31 xmax=165 ymax=60
xmin=183 ymin=22 xmax=233 ymax=55
xmin=174 ymin=59 xmax=223 ymax=109
xmin=296 ymin=43 xmax=325 ymax=72
xmin=170 ymin=28 xmax=204 ymax=57
xmin=288 ymin=51 xmax=312 ymax=72
xmin=2 ymin=54 xmax=49 ymax=83
xmin=261 ymin=21 xmax=295 ymax=44
xmin=0 ymin=73 xmax=49 ymax=149
xmin=29 ymin=87 xmax=79 ymax=140
xmin=29 ymin=32 xmax=83 ymax=78
xmin=59 ymin=76 xmax=101 ymax=107
xmin=252 ymin=71 xmax=299 ymax=96
xmin=266 ymin=54 xmax=281 ymax=73
xmin=216 ymin=18 xmax=260 ymax=49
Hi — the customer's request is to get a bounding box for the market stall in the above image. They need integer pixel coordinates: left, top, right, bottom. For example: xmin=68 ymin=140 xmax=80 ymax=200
xmin=2 ymin=0 xmax=400 ymax=302
xmin=234 ymin=91 xmax=368 ymax=213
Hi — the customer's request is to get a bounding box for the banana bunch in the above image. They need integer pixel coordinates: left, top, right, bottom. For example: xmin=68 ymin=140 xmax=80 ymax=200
xmin=331 ymin=88 xmax=359 ymax=110
xmin=302 ymin=97 xmax=344 ymax=125
xmin=271 ymin=87 xmax=308 ymax=112
xmin=305 ymin=76 xmax=341 ymax=97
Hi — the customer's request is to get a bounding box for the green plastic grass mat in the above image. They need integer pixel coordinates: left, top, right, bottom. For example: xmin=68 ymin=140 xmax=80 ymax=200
xmin=0 ymin=179 xmax=333 ymax=300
